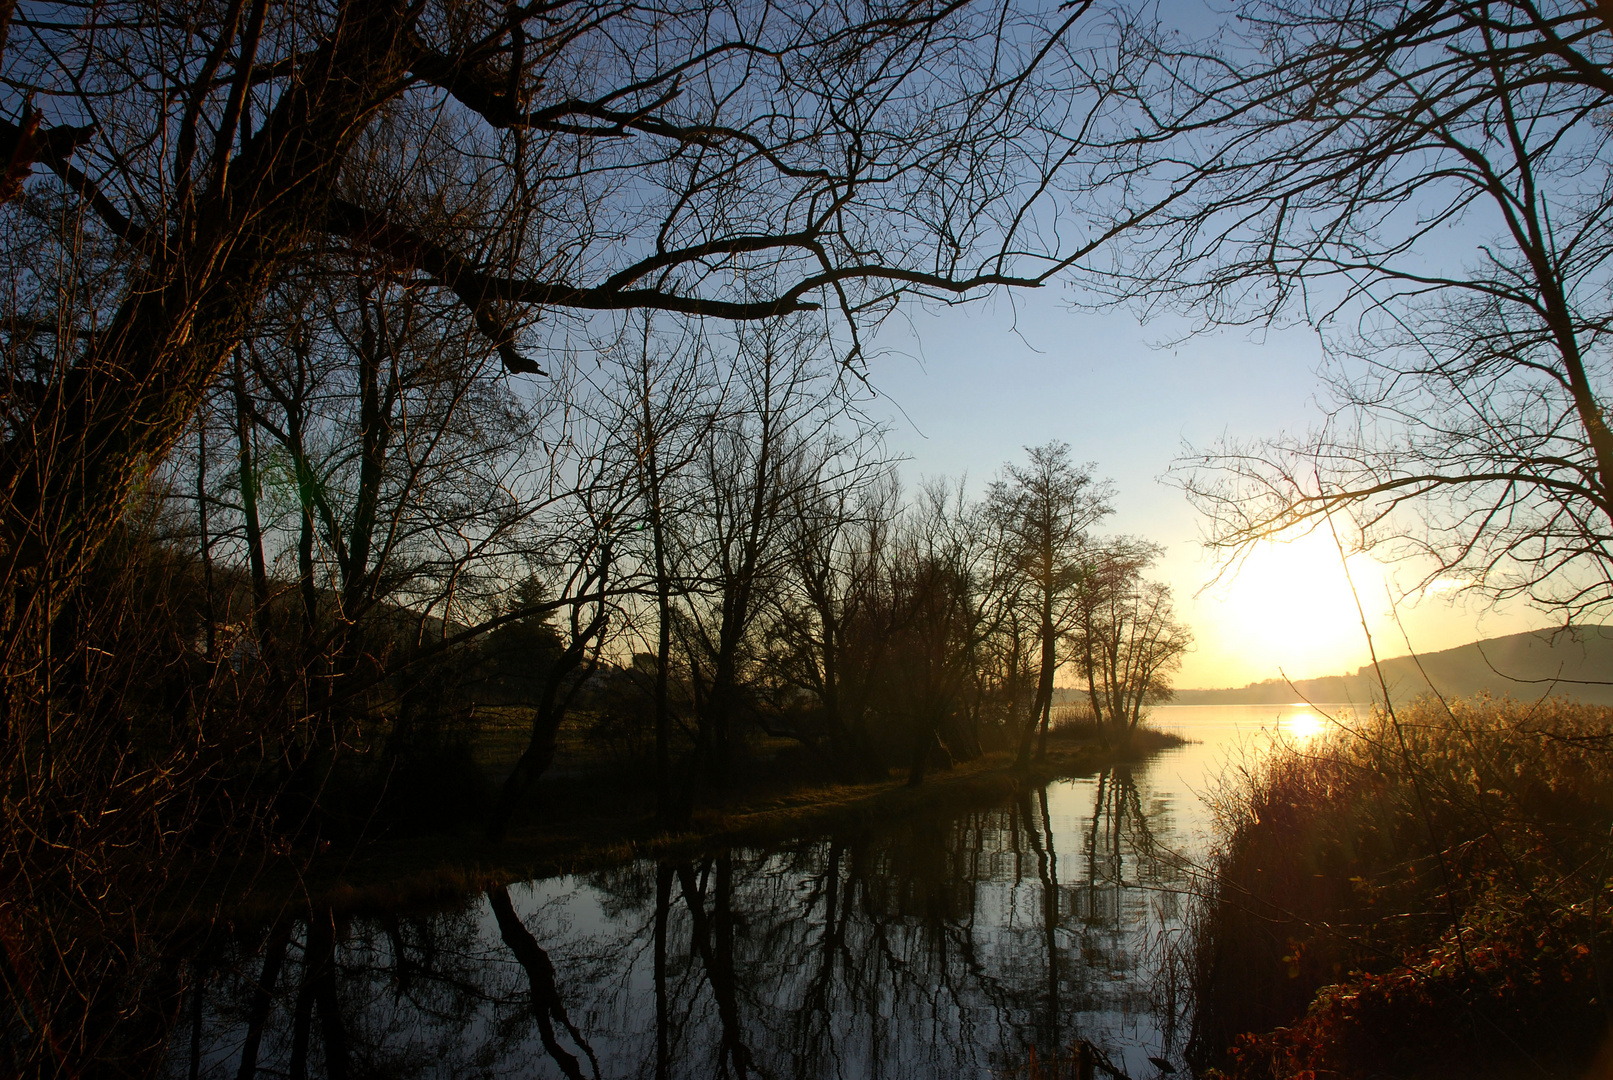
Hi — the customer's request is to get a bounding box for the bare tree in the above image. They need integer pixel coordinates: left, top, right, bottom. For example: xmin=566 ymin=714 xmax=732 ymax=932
xmin=765 ymin=435 xmax=898 ymax=781
xmin=488 ymin=421 xmax=636 ymax=837
xmin=0 ymin=2 xmax=1191 ymax=1067
xmin=591 ymin=316 xmax=720 ymax=822
xmin=1073 ymin=538 xmax=1191 ymax=734
xmin=0 ymin=0 xmax=1150 ymax=634
xmin=216 ymin=265 xmax=558 ymax=748
xmin=987 ymin=442 xmax=1113 ymax=766
xmin=676 ymin=319 xmax=842 ymax=802
xmin=872 ymin=478 xmax=1016 ymax=784
xmin=1111 ymin=0 xmax=1613 ymax=620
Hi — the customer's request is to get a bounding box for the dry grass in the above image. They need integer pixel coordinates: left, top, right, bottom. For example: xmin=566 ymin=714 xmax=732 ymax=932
xmin=1190 ymin=694 xmax=1613 ymax=1080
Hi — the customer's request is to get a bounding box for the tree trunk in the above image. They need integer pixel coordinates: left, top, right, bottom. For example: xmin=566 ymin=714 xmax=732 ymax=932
xmin=232 ymin=353 xmax=271 ymax=646
xmin=0 ymin=0 xmax=413 ymax=648
xmin=488 ymin=603 xmax=605 ymax=838
xmin=1018 ymin=601 xmax=1056 ymax=768
xmin=487 ymin=885 xmax=596 ymax=1080
xmin=677 ymin=858 xmax=755 ymax=1077
xmin=654 ymin=862 xmax=672 ymax=1080
xmin=196 ymin=411 xmax=215 ymax=661
xmin=236 ymin=921 xmax=290 ymax=1080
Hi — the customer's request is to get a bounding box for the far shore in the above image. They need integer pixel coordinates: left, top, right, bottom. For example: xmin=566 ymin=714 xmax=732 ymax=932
xmin=1159 ymin=624 xmax=1613 ymax=707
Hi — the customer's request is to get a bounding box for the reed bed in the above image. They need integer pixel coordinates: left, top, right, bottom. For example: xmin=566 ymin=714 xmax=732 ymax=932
xmin=1190 ymin=695 xmax=1613 ymax=1079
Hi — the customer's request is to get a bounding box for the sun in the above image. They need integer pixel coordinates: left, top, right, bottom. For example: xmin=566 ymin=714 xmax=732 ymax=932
xmin=1281 ymin=710 xmax=1327 ymax=741
xmin=1193 ymin=526 xmax=1395 ymax=685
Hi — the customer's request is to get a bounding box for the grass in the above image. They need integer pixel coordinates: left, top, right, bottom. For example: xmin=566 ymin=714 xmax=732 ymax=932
xmin=1189 ymin=694 xmax=1613 ymax=1080
xmin=197 ymin=723 xmax=1183 ymax=923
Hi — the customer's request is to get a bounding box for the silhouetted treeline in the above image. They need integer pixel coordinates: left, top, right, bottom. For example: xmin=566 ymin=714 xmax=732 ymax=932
xmin=0 ymin=275 xmax=1192 ymax=1074
xmin=107 ymin=303 xmax=1193 ymax=842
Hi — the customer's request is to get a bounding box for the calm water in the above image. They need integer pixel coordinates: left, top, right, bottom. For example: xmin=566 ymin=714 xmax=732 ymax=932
xmin=169 ymin=705 xmax=1354 ymax=1080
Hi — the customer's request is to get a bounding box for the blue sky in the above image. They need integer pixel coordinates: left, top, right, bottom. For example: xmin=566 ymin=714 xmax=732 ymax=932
xmin=862 ymin=285 xmax=1551 ymax=689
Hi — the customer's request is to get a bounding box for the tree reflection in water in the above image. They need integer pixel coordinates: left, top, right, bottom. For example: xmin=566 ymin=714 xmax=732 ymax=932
xmin=170 ymin=775 xmax=1190 ymax=1078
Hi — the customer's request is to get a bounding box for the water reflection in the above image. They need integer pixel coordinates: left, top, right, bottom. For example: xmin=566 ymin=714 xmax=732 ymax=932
xmin=1277 ymin=709 xmax=1326 ymax=743
xmin=171 ymin=769 xmax=1193 ymax=1079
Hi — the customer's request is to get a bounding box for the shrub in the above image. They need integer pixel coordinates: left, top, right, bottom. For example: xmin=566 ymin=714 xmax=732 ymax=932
xmin=1190 ymin=695 xmax=1613 ymax=1079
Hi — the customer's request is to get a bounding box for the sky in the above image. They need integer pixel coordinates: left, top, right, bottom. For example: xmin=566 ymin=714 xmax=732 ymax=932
xmin=859 ymin=284 xmax=1553 ymax=690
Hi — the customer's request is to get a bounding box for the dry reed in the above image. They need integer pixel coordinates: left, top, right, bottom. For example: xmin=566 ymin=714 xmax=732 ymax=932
xmin=1189 ymin=694 xmax=1613 ymax=1079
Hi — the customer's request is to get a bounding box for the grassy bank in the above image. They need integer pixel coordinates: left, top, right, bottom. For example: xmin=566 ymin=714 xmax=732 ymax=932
xmin=1190 ymin=695 xmax=1613 ymax=1079
xmin=206 ymin=724 xmax=1182 ymax=922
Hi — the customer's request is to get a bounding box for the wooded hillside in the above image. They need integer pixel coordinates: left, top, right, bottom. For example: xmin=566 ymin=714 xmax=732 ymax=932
xmin=1173 ymin=627 xmax=1613 ymax=706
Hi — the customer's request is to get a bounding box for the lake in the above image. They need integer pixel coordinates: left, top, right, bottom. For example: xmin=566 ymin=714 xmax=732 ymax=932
xmin=169 ymin=704 xmax=1359 ymax=1079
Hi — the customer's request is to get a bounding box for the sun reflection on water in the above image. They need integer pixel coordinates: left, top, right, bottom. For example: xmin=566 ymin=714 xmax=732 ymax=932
xmin=1280 ymin=709 xmax=1326 ymax=742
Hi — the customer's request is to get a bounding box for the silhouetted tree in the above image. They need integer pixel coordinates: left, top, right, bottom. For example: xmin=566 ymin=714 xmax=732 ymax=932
xmin=1074 ymin=539 xmax=1192 ymax=734
xmin=1 ymin=0 xmax=1139 ymax=639
xmin=595 ymin=318 xmax=719 ymax=822
xmin=988 ymin=443 xmax=1113 ymax=765
xmin=676 ymin=321 xmax=845 ymax=801
xmin=879 ymin=480 xmax=1012 ymax=784
xmin=765 ymin=446 xmax=898 ymax=781
xmin=1119 ymin=0 xmax=1613 ymax=621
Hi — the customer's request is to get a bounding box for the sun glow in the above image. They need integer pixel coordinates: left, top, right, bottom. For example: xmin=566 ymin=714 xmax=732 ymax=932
xmin=1186 ymin=526 xmax=1397 ymax=686
xmin=1280 ymin=710 xmax=1327 ymax=742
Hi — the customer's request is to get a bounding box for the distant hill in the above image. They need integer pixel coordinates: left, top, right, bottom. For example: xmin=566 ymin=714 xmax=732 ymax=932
xmin=1168 ymin=626 xmax=1613 ymax=706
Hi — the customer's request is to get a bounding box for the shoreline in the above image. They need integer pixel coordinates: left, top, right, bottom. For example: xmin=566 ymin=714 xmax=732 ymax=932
xmin=190 ymin=727 xmax=1184 ymax=924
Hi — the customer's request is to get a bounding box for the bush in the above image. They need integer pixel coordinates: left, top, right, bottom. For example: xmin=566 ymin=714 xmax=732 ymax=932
xmin=1049 ymin=702 xmax=1099 ymax=734
xmin=1190 ymin=695 xmax=1613 ymax=1079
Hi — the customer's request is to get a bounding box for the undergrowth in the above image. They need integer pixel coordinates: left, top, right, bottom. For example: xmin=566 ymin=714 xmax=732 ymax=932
xmin=1190 ymin=694 xmax=1613 ymax=1079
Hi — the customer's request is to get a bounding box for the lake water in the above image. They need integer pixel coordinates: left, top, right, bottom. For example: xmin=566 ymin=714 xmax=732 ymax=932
xmin=169 ymin=704 xmax=1358 ymax=1080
